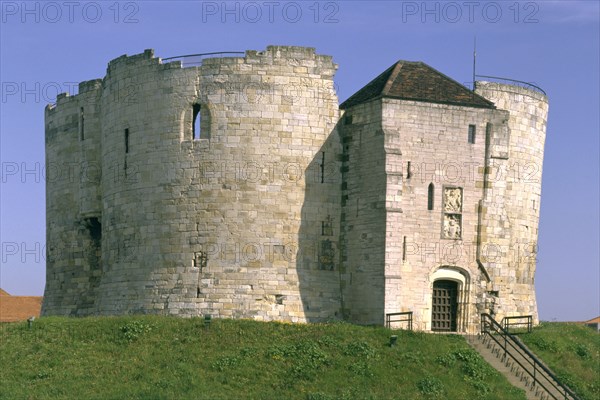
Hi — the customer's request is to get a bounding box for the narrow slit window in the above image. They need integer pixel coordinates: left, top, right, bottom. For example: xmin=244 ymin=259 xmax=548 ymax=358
xmin=468 ymin=124 xmax=476 ymax=144
xmin=407 ymin=161 xmax=412 ymax=179
xmin=428 ymin=183 xmax=434 ymax=211
xmin=320 ymin=151 xmax=325 ymax=183
xmin=125 ymin=128 xmax=129 ymax=153
xmin=192 ymin=104 xmax=201 ymax=140
xmin=85 ymin=217 xmax=102 ymax=242
xmin=79 ymin=107 xmax=84 ymax=141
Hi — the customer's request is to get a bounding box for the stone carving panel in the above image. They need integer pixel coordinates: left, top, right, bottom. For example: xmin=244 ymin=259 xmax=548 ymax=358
xmin=443 ymin=187 xmax=463 ymax=239
xmin=443 ymin=214 xmax=462 ymax=239
xmin=444 ymin=187 xmax=462 ymax=213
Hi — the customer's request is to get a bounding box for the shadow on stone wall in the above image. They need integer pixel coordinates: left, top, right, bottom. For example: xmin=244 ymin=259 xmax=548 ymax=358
xmin=296 ymin=122 xmax=344 ymax=322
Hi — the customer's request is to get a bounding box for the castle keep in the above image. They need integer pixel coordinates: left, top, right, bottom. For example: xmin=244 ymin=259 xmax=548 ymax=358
xmin=43 ymin=46 xmax=548 ymax=333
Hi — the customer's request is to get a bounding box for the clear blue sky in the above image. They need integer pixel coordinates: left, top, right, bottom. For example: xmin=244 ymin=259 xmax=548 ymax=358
xmin=1 ymin=1 xmax=598 ymax=321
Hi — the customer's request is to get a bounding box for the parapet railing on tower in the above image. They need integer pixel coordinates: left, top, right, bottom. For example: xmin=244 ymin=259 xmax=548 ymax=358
xmin=474 ymin=74 xmax=547 ymax=96
xmin=162 ymin=52 xmax=246 ymax=67
xmin=385 ymin=311 xmax=413 ymax=330
xmin=481 ymin=313 xmax=580 ymax=400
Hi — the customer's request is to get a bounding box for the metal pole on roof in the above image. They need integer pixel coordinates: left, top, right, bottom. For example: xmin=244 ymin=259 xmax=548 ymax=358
xmin=472 ymin=36 xmax=477 ymax=92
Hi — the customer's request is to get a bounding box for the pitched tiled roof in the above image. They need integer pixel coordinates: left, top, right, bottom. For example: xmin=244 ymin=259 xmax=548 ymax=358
xmin=340 ymin=61 xmax=495 ymax=109
xmin=585 ymin=316 xmax=600 ymax=324
xmin=0 ymin=289 xmax=43 ymax=322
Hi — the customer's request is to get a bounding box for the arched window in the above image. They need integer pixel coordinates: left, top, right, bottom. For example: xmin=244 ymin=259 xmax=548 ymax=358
xmin=468 ymin=124 xmax=476 ymax=144
xmin=428 ymin=183 xmax=434 ymax=210
xmin=190 ymin=103 xmax=211 ymax=141
xmin=192 ymin=104 xmax=201 ymax=140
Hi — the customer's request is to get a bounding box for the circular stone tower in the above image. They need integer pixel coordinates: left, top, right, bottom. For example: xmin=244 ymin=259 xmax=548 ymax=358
xmin=43 ymin=47 xmax=342 ymax=320
xmin=476 ymin=82 xmax=549 ymax=323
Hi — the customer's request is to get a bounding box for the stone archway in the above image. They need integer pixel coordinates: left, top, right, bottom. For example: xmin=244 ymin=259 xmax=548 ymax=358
xmin=430 ymin=267 xmax=470 ymax=332
xmin=432 ymin=280 xmax=458 ymax=331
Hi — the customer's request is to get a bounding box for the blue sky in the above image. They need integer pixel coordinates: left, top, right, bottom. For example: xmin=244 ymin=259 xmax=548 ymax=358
xmin=1 ymin=0 xmax=598 ymax=321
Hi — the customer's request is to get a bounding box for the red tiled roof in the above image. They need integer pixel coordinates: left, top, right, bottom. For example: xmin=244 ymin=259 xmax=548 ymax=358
xmin=0 ymin=289 xmax=42 ymax=322
xmin=340 ymin=61 xmax=495 ymax=110
xmin=585 ymin=316 xmax=600 ymax=324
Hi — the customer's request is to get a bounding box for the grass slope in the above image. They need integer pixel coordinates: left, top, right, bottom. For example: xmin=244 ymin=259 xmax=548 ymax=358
xmin=1 ymin=316 xmax=526 ymax=400
xmin=519 ymin=322 xmax=600 ymax=400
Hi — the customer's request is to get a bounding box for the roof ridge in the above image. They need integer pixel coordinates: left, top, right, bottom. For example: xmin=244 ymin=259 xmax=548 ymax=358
xmin=416 ymin=62 xmax=494 ymax=106
xmin=382 ymin=62 xmax=403 ymax=95
xmin=340 ymin=60 xmax=495 ymax=110
xmin=339 ymin=61 xmax=398 ymax=109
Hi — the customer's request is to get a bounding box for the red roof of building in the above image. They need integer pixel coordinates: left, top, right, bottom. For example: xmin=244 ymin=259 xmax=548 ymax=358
xmin=0 ymin=289 xmax=43 ymax=322
xmin=585 ymin=316 xmax=600 ymax=324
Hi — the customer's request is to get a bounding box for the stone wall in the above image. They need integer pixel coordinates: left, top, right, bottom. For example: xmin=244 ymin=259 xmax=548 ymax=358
xmin=336 ymin=84 xmax=547 ymax=332
xmin=44 ymin=79 xmax=103 ymax=316
xmin=338 ymin=100 xmax=388 ymax=324
xmin=475 ymin=82 xmax=549 ymax=324
xmin=380 ymin=99 xmax=510 ymax=332
xmin=43 ymin=46 xmax=342 ymax=322
xmin=43 ymin=48 xmax=548 ymax=332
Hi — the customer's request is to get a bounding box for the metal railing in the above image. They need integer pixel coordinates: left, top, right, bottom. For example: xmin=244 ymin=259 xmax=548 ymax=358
xmin=475 ymin=74 xmax=547 ymax=96
xmin=502 ymin=315 xmax=533 ymax=334
xmin=481 ymin=313 xmax=580 ymax=400
xmin=385 ymin=311 xmax=413 ymax=330
xmin=162 ymin=52 xmax=245 ymax=67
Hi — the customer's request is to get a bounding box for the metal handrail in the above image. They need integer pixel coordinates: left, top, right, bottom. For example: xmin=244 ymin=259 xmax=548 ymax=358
xmin=481 ymin=314 xmax=580 ymax=400
xmin=475 ymin=74 xmax=547 ymax=96
xmin=502 ymin=315 xmax=533 ymax=334
xmin=162 ymin=52 xmax=245 ymax=67
xmin=484 ymin=328 xmax=553 ymax=397
xmin=385 ymin=311 xmax=413 ymax=330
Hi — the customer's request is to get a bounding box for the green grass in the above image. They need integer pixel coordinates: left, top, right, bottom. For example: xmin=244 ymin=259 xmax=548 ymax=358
xmin=519 ymin=322 xmax=600 ymax=400
xmin=0 ymin=316 xmax=526 ymax=400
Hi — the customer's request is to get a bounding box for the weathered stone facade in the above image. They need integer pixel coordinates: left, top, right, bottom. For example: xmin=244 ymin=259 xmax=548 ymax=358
xmin=42 ymin=46 xmax=548 ymax=333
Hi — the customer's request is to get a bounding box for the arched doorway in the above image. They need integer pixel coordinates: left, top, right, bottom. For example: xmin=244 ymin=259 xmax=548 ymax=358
xmin=431 ymin=280 xmax=458 ymax=332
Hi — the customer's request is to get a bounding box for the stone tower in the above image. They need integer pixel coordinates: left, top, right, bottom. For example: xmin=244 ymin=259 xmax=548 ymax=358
xmin=43 ymin=47 xmax=548 ymax=333
xmin=474 ymin=82 xmax=548 ymax=324
xmin=43 ymin=46 xmax=341 ymax=321
xmin=336 ymin=62 xmax=548 ymax=330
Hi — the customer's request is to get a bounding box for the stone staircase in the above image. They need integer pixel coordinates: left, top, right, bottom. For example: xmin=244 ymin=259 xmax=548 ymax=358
xmin=466 ymin=333 xmax=578 ymax=400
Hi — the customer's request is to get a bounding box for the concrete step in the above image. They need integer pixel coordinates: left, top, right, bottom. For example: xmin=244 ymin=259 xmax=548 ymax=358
xmin=466 ymin=334 xmax=540 ymax=400
xmin=465 ymin=334 xmax=574 ymax=400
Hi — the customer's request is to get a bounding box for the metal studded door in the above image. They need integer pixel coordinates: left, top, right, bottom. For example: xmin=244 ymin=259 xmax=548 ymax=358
xmin=431 ymin=280 xmax=458 ymax=332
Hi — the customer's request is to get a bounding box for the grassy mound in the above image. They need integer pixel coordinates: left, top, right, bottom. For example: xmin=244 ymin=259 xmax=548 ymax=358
xmin=1 ymin=316 xmax=528 ymax=399
xmin=519 ymin=322 xmax=600 ymax=400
